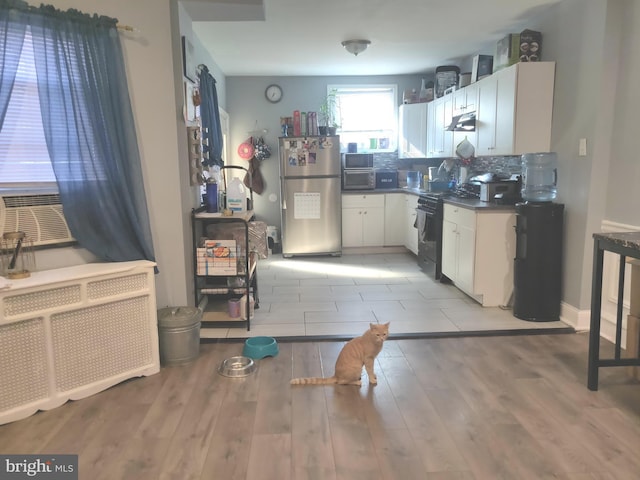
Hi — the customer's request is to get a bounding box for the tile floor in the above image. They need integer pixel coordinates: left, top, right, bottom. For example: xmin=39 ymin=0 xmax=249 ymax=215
xmin=199 ymin=251 xmax=572 ymax=340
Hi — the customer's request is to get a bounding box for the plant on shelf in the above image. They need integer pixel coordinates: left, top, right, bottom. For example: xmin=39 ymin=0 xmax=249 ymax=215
xmin=319 ymin=89 xmax=341 ymax=135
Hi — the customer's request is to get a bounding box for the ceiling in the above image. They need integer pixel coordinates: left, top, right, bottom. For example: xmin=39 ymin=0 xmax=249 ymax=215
xmin=185 ymin=0 xmax=561 ymax=77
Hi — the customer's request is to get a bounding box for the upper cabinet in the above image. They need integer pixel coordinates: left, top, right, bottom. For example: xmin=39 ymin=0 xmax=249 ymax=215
xmin=475 ymin=62 xmax=556 ymax=156
xmin=398 ymin=103 xmax=428 ymax=158
xmin=422 ymin=61 xmax=555 ymax=159
xmin=427 ymin=95 xmax=454 ymax=158
xmin=452 ymin=83 xmax=477 ymax=116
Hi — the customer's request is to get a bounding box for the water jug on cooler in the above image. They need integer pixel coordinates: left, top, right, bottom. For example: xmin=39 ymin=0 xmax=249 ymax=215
xmin=521 ymin=152 xmax=557 ymax=202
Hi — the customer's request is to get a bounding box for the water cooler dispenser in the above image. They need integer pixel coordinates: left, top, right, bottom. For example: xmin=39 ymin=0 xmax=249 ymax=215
xmin=513 ymin=152 xmax=563 ymax=321
xmin=513 ymin=202 xmax=564 ymax=321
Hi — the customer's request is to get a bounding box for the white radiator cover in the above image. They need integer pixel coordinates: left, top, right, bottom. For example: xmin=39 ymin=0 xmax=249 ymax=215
xmin=0 ymin=260 xmax=160 ymax=425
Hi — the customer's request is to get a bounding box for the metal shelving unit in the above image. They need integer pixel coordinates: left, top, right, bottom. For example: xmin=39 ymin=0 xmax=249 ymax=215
xmin=191 ymin=166 xmax=258 ymax=331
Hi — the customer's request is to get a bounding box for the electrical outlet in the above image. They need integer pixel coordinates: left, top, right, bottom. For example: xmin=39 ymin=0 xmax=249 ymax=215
xmin=579 ymin=138 xmax=587 ymax=156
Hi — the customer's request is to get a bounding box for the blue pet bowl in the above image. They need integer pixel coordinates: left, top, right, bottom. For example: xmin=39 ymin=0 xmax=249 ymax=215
xmin=243 ymin=336 xmax=279 ymax=359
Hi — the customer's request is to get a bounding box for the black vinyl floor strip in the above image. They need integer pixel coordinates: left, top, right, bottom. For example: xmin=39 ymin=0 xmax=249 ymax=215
xmin=200 ymin=326 xmax=576 ymax=344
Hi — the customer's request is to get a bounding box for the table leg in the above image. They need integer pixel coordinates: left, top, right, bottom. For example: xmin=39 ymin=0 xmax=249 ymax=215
xmin=588 ymin=240 xmax=605 ymax=391
xmin=626 ymin=262 xmax=640 ymax=380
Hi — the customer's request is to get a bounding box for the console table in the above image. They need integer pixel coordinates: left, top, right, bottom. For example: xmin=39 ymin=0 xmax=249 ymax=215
xmin=0 ymin=261 xmax=160 ymax=424
xmin=588 ymin=232 xmax=640 ymax=390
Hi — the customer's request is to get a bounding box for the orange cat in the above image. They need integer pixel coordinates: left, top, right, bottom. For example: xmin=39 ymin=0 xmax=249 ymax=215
xmin=290 ymin=322 xmax=389 ymax=386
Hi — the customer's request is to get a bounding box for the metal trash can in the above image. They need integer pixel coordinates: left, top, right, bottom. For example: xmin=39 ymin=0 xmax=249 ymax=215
xmin=157 ymin=307 xmax=202 ymax=366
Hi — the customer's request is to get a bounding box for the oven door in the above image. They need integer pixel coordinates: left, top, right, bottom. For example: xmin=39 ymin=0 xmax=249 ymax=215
xmin=417 ymin=207 xmax=442 ymax=278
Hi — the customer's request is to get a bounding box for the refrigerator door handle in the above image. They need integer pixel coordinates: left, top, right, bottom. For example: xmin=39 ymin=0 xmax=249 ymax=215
xmin=281 ymin=177 xmax=287 ymax=209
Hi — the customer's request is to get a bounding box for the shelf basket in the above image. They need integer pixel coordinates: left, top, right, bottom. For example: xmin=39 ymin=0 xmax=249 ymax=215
xmin=1 ymin=232 xmax=35 ymax=279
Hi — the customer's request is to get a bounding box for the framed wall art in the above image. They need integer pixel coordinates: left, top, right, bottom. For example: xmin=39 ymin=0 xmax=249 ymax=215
xmin=184 ymin=80 xmax=198 ymax=123
xmin=181 ymin=36 xmax=196 ymax=82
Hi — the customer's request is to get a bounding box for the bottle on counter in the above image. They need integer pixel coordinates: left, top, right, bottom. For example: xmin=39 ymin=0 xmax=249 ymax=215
xmin=205 ymin=179 xmax=218 ymax=213
xmin=419 ymin=79 xmax=429 ymax=102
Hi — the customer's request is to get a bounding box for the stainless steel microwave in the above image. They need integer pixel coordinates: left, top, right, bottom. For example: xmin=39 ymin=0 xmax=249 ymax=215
xmin=343 ymin=169 xmax=375 ymax=190
xmin=343 ymin=153 xmax=374 ymax=170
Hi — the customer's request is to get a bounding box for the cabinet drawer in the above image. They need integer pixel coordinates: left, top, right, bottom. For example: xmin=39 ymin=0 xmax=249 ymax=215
xmin=342 ymin=194 xmax=385 ymax=209
xmin=443 ymin=204 xmax=476 ymax=229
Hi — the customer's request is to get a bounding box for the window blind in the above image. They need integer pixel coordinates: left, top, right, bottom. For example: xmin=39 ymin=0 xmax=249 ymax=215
xmin=0 ymin=29 xmax=57 ymax=186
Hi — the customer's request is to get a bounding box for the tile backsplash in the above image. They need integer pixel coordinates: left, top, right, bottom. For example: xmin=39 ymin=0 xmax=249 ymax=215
xmin=372 ymin=152 xmax=523 ymax=181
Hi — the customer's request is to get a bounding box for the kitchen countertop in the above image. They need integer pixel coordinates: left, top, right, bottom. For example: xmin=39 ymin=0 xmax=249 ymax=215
xmin=341 ymin=187 xmax=423 ymax=196
xmin=443 ymin=196 xmax=518 ymax=211
xmin=341 ymin=188 xmax=518 ymax=210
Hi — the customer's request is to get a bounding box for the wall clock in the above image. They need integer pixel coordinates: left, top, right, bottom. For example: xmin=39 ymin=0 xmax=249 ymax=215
xmin=265 ymin=84 xmax=283 ymax=103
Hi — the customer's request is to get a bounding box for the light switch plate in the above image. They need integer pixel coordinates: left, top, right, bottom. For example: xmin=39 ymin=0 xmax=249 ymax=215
xmin=579 ymin=138 xmax=587 ymax=156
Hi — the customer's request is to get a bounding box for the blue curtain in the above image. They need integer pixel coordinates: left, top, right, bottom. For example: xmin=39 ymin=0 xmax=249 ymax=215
xmin=1 ymin=0 xmax=156 ymax=267
xmin=0 ymin=3 xmax=26 ymax=127
xmin=198 ymin=65 xmax=223 ymax=167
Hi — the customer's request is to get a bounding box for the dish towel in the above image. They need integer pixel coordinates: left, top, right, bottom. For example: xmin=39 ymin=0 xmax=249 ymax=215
xmin=415 ymin=209 xmax=427 ymax=244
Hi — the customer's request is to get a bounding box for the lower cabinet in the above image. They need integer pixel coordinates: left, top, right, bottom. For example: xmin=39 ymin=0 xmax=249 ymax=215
xmin=342 ymin=194 xmax=385 ymax=247
xmin=343 ymin=193 xmax=419 ymax=252
xmin=442 ymin=203 xmax=516 ymax=306
xmin=383 ymin=193 xmax=405 ymax=246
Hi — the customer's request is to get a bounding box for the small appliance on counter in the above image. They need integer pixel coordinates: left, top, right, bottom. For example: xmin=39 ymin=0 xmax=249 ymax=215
xmin=479 ymin=180 xmax=519 ymax=202
xmin=468 ymin=172 xmax=521 ymax=203
xmin=342 ymin=152 xmax=375 ymax=190
xmin=375 ymin=169 xmax=398 ymax=189
xmin=343 ymin=153 xmax=373 ymax=170
xmin=343 ymin=168 xmax=375 ymax=190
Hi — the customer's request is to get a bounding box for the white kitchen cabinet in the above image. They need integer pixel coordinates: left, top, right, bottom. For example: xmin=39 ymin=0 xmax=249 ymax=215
xmin=384 ymin=193 xmax=405 ymax=246
xmin=475 ymin=61 xmax=555 ymax=156
xmin=426 ymin=101 xmax=436 ymax=157
xmin=405 ymin=194 xmax=419 ymax=254
xmin=342 ymin=194 xmax=385 ymax=247
xmin=398 ymin=103 xmax=428 ymax=158
xmin=442 ymin=203 xmax=516 ymax=307
xmin=452 ymin=83 xmax=477 ymax=116
xmin=427 ymin=94 xmax=454 ymax=158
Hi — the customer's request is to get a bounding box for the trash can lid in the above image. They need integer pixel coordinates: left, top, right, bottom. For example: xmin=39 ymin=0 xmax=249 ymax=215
xmin=157 ymin=307 xmax=202 ymax=328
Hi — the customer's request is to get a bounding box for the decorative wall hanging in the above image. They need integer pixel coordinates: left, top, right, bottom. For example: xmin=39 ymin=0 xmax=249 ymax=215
xmin=181 ymin=36 xmax=196 ymax=82
xmin=237 ymin=139 xmax=255 ymax=160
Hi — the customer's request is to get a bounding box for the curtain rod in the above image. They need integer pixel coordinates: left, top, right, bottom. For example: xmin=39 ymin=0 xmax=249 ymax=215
xmin=116 ymin=24 xmax=137 ymax=32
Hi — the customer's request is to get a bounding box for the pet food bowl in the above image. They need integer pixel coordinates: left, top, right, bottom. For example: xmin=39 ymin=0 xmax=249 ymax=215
xmin=217 ymin=356 xmax=256 ymax=377
xmin=243 ymin=336 xmax=279 ymax=359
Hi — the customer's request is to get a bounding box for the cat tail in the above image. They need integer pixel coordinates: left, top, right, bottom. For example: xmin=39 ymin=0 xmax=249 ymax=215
xmin=290 ymin=376 xmax=337 ymax=385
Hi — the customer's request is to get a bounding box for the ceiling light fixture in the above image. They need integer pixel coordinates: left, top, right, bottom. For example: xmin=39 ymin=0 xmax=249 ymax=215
xmin=341 ymin=39 xmax=371 ymax=56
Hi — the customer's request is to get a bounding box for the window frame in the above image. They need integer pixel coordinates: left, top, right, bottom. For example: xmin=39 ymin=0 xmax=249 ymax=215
xmin=328 ymin=83 xmax=398 ymax=153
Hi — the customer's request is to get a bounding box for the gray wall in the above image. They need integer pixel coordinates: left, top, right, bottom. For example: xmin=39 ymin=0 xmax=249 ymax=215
xmin=532 ymin=0 xmax=639 ymax=311
xmin=530 ymin=0 xmax=610 ymax=311
xmin=225 ymin=75 xmax=427 ymax=228
xmin=606 ymin=0 xmax=640 ymax=226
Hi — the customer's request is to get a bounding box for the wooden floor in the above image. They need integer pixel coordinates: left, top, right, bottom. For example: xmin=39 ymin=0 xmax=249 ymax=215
xmin=1 ymin=332 xmax=640 ymax=479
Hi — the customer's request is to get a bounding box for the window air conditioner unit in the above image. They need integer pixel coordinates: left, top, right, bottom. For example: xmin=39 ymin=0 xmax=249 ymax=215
xmin=0 ymin=193 xmax=75 ymax=246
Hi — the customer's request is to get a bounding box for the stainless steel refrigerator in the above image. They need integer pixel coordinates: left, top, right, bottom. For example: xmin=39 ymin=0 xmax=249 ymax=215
xmin=279 ymin=136 xmax=342 ymax=257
